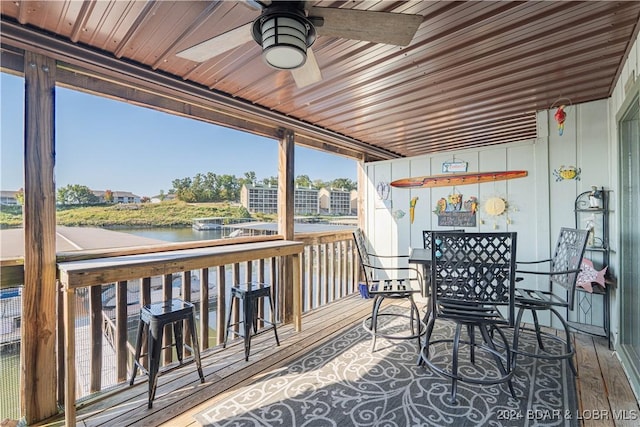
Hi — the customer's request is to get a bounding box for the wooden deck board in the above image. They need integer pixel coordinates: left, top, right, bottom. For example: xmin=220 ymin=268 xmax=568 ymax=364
xmin=594 ymin=336 xmax=640 ymax=427
xmin=575 ymin=332 xmax=615 ymax=427
xmin=34 ymin=295 xmax=639 ymax=427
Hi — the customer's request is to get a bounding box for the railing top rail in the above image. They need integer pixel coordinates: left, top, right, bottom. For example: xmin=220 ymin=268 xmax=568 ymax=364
xmin=294 ymin=229 xmax=356 ymax=245
xmin=55 ymin=234 xmax=284 ymax=262
xmin=58 ymin=239 xmax=304 ymax=289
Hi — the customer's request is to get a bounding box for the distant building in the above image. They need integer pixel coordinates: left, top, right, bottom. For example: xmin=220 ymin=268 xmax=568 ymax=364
xmin=319 ymin=188 xmax=352 ymax=215
xmin=93 ymin=190 xmax=141 ymax=204
xmin=241 ymin=184 xmax=278 ymax=214
xmin=350 ymin=190 xmax=358 ymax=215
xmin=240 ymin=184 xmax=320 ymax=215
xmin=294 ymin=186 xmax=319 ymax=215
xmin=0 ymin=190 xmax=19 ymax=206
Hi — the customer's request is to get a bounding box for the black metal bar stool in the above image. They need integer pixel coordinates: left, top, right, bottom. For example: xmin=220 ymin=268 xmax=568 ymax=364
xmin=130 ymin=298 xmax=204 ymax=408
xmin=223 ymin=282 xmax=280 ymax=361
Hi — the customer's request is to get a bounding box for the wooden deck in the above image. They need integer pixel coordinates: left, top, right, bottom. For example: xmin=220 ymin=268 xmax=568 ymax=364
xmin=33 ymin=295 xmax=639 ymax=427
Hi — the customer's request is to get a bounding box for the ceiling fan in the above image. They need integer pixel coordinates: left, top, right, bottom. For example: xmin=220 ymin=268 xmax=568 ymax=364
xmin=176 ymin=1 xmax=423 ymax=88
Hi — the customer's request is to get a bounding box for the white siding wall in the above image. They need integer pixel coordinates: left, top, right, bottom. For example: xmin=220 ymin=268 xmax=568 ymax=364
xmin=363 ymin=98 xmax=612 ymax=329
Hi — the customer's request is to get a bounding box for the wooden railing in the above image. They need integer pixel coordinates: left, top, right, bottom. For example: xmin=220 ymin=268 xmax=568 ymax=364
xmin=1 ymin=230 xmax=358 ymax=422
xmin=0 ymin=230 xmax=357 ymax=423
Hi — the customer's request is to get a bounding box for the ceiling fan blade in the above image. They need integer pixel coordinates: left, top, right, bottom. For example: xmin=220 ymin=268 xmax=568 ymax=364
xmin=308 ymin=6 xmax=422 ymax=46
xmin=291 ymin=48 xmax=322 ymax=88
xmin=176 ymin=23 xmax=253 ymax=62
xmin=242 ymin=0 xmax=267 ymax=11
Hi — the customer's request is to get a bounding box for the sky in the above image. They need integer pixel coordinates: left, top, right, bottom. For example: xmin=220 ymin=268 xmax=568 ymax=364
xmin=0 ymin=73 xmax=356 ymax=197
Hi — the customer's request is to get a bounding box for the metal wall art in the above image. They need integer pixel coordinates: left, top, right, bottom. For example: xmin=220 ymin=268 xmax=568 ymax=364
xmin=553 ymin=165 xmax=581 ymax=181
xmin=480 ymin=196 xmax=517 ymax=229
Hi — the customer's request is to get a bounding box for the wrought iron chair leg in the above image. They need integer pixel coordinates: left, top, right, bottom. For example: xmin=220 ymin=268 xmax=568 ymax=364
xmin=467 ymin=324 xmax=476 ymax=364
xmin=370 ymin=296 xmax=384 ymax=351
xmin=409 ymin=295 xmax=423 ymax=351
xmin=551 ymin=307 xmax=577 ymax=376
xmin=531 ymin=309 xmax=546 ymax=350
xmin=417 ymin=315 xmax=436 ymax=366
xmin=480 ymin=324 xmax=516 ymax=399
xmin=450 ymin=323 xmax=463 ymax=404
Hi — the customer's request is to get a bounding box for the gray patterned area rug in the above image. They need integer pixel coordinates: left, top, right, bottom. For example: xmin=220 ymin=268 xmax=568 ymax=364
xmin=194 ymin=309 xmax=578 ymax=427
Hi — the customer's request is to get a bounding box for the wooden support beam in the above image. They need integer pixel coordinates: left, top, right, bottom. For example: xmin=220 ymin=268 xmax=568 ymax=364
xmin=22 ymin=51 xmax=58 ymax=423
xmin=277 ymin=129 xmax=298 ymax=328
xmin=277 ymin=129 xmax=295 ymax=241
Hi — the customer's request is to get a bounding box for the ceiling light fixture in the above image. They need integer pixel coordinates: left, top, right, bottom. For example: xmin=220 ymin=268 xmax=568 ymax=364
xmin=252 ymin=7 xmax=316 ymax=70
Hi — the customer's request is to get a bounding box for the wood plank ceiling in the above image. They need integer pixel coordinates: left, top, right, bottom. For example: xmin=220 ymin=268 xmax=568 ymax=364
xmin=1 ymin=1 xmax=639 ymax=161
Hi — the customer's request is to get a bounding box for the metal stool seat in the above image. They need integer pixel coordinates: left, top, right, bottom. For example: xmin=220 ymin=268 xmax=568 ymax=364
xmin=223 ymin=282 xmax=279 ymax=361
xmin=130 ymin=299 xmax=204 ymax=408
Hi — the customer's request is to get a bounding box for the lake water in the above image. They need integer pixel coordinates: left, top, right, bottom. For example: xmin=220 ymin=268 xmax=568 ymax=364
xmin=116 ymin=226 xmax=224 ymax=242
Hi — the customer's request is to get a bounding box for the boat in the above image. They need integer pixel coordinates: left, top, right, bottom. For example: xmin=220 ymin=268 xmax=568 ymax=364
xmin=390 ymin=170 xmax=528 ymax=189
xmin=192 ymin=217 xmax=223 ymax=230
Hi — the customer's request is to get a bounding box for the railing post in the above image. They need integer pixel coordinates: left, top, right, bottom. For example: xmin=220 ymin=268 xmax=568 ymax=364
xmin=90 ymin=285 xmax=103 ymax=393
xmin=216 ymin=266 xmax=226 ymax=346
xmin=162 ymin=274 xmax=173 ymax=364
xmin=200 ymin=268 xmax=210 ymax=348
xmin=182 ymin=271 xmax=192 ymax=356
xmin=115 ymin=281 xmax=128 ymax=382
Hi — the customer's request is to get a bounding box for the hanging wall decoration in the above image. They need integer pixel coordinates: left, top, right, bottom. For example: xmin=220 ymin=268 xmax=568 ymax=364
xmin=551 ymin=97 xmax=572 ymax=136
xmin=391 ymin=170 xmax=527 ymax=189
xmin=480 ymin=196 xmax=518 ymax=229
xmin=375 ymin=180 xmax=391 ymax=209
xmin=392 ymin=209 xmax=406 ymax=220
xmin=433 ymin=191 xmax=477 ymax=227
xmin=441 ymin=160 xmax=468 ymax=173
xmin=409 ymin=196 xmax=419 ymax=224
xmin=576 ymin=258 xmax=608 ymax=293
xmin=553 ymin=165 xmax=581 ymax=181
xmin=554 ymin=105 xmax=567 ymax=136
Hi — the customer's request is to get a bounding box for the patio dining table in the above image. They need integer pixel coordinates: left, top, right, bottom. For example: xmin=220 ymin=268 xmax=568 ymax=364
xmin=408 ymin=247 xmax=431 ymax=298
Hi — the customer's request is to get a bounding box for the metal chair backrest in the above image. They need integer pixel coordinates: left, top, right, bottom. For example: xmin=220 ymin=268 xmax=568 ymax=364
xmin=431 ymin=231 xmax=518 ymax=325
xmin=353 ymin=229 xmax=373 ymax=285
xmin=550 ymin=227 xmax=589 ymax=310
xmin=422 ymin=229 xmax=464 ymax=250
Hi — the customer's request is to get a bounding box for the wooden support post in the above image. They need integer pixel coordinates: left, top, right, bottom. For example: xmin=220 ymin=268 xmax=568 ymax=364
xmin=277 ymin=129 xmax=298 ymax=327
xmin=22 ymin=51 xmax=58 ymax=423
xmin=357 ymin=160 xmax=366 ymax=232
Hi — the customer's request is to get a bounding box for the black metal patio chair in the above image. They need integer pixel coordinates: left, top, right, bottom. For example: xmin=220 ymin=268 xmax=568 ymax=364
xmin=353 ymin=229 xmax=425 ymax=352
xmin=418 ymin=231 xmax=518 ymax=403
xmin=512 ymin=227 xmax=589 ymax=376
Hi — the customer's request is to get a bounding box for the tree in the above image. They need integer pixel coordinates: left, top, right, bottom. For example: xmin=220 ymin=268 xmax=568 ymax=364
xmin=104 ymin=189 xmax=114 ymax=203
xmin=57 ymin=184 xmax=100 ymax=205
xmin=295 ymin=174 xmax=312 ymax=188
xmin=262 ymin=176 xmax=278 ymax=186
xmin=329 ymin=178 xmax=356 ymax=191
xmin=312 ymin=179 xmax=326 ymax=190
xmin=218 ymin=174 xmax=240 ymax=201
xmin=240 ymin=171 xmax=257 ymax=186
